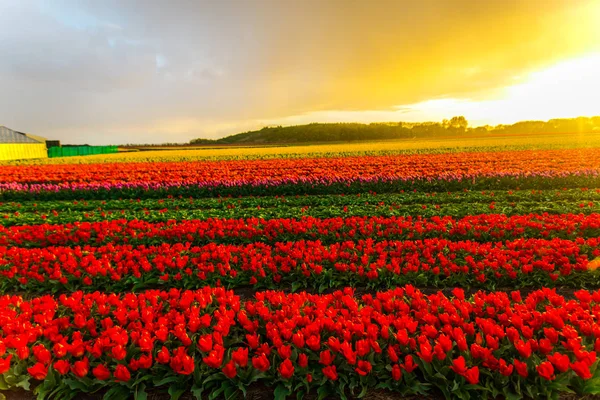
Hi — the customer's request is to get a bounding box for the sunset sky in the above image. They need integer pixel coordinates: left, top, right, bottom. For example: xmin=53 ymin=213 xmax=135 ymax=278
xmin=1 ymin=0 xmax=600 ymax=144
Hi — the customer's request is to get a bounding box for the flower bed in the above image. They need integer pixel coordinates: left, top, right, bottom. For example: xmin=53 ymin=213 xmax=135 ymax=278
xmin=4 ymin=188 xmax=600 ymax=215
xmin=2 ymin=189 xmax=599 ymax=226
xmin=3 ymin=213 xmax=600 ymax=249
xmin=1 ymin=237 xmax=600 ymax=293
xmin=2 ymin=149 xmax=600 ymax=200
xmin=1 ymin=286 xmax=599 ymax=399
xmin=4 ymin=147 xmax=600 ymax=399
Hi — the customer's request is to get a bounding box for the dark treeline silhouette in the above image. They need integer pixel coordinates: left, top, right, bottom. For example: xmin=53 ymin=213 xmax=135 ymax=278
xmin=190 ymin=116 xmax=600 ymax=145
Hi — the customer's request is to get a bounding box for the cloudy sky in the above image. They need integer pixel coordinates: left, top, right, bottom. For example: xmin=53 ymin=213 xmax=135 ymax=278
xmin=1 ymin=0 xmax=600 ymax=144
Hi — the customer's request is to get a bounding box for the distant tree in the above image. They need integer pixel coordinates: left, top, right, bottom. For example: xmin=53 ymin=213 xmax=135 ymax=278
xmin=449 ymin=116 xmax=468 ymax=130
xmin=189 ymin=138 xmax=218 ymax=145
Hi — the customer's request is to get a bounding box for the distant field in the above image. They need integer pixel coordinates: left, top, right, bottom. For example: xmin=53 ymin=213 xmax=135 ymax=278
xmin=5 ymin=131 xmax=600 ymax=165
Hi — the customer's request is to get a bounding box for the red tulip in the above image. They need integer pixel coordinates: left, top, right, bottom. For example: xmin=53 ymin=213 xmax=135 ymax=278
xmin=451 ymin=356 xmax=468 ymax=375
xmin=111 ymin=345 xmax=127 ymax=361
xmin=27 ymin=362 xmax=48 ymax=380
xmin=279 ymin=359 xmax=294 ymax=379
xmin=72 ymin=357 xmax=90 ymax=378
xmin=498 ymin=359 xmax=514 ymax=377
xmin=417 ymin=342 xmax=433 ymax=363
xmin=278 ymin=345 xmax=292 ymax=359
xmin=306 ymin=335 xmax=321 ymax=351
xmin=136 ymin=354 xmax=152 ymax=369
xmin=514 ymin=359 xmax=528 ymax=378
xmin=52 ymin=342 xmax=68 ymax=358
xmin=171 ymin=347 xmax=195 ymax=375
xmin=53 ymin=360 xmax=70 ymax=375
xmin=16 ymin=347 xmax=29 ymax=360
xmin=465 ymin=367 xmax=479 ymax=385
xmin=114 ymin=365 xmax=131 ymax=382
xmin=222 ymin=360 xmax=237 ymax=379
xmin=340 ymin=341 xmax=357 ymax=365
xmin=252 ymin=354 xmax=270 ymax=372
xmin=319 ymin=350 xmax=335 ymax=366
xmin=537 ymin=361 xmax=555 ymax=381
xmin=246 ymin=334 xmax=260 ymax=349
xmin=202 ymin=345 xmax=224 ymax=369
xmin=547 ymin=352 xmax=570 ymax=373
xmin=292 ymin=332 xmax=305 ymax=349
xmin=197 ymin=334 xmax=213 ymax=352
xmin=515 ymin=340 xmax=532 ymax=359
xmin=355 ymin=360 xmax=372 ymax=376
xmin=387 ymin=346 xmax=399 ymax=363
xmin=32 ymin=345 xmax=51 ymax=365
xmin=232 ymin=348 xmax=248 ymax=367
xmin=571 ymin=361 xmax=592 ymax=380
xmin=298 ymin=353 xmax=308 ymax=368
xmin=322 ymin=365 xmax=338 ymax=381
xmin=392 ymin=364 xmax=402 ymax=381
xmin=157 ymin=346 xmax=170 ymax=364
xmin=402 ymin=355 xmax=418 ymax=373
xmin=0 ymin=355 xmax=12 ymax=374
xmin=92 ymin=364 xmax=111 ymax=380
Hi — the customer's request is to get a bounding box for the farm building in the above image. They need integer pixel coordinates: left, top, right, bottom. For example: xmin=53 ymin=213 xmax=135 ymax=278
xmin=0 ymin=126 xmax=48 ymax=161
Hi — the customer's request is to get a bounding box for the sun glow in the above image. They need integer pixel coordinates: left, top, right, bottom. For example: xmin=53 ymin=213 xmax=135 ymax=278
xmin=253 ymin=52 xmax=600 ymax=130
xmin=499 ymin=53 xmax=600 ymax=121
xmin=401 ymin=52 xmax=600 ymax=125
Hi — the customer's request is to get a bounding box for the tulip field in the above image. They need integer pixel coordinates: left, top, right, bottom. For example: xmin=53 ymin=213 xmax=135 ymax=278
xmin=3 ymin=145 xmax=600 ymax=399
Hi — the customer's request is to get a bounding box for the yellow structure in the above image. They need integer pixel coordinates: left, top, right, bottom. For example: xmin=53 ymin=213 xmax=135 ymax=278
xmin=0 ymin=126 xmax=47 ymax=161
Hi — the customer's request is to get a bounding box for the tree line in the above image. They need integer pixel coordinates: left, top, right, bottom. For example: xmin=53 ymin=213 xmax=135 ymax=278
xmin=190 ymin=116 xmax=600 ymax=145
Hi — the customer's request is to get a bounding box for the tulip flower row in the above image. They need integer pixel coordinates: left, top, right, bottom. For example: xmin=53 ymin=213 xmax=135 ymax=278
xmin=1 ymin=237 xmax=599 ymax=293
xmin=2 ymin=148 xmax=600 ymax=200
xmin=3 ymin=148 xmax=600 ymax=186
xmin=2 ymin=196 xmax=597 ymax=227
xmin=3 ymin=213 xmax=600 ymax=249
xmin=3 ymin=188 xmax=599 ymax=214
xmin=2 ymin=176 xmax=600 ymax=202
xmin=1 ymin=286 xmax=599 ymax=399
